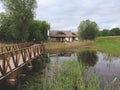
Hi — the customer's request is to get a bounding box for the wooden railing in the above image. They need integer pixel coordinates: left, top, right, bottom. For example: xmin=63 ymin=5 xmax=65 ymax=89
xmin=0 ymin=42 xmax=34 ymax=53
xmin=0 ymin=43 xmax=45 ymax=80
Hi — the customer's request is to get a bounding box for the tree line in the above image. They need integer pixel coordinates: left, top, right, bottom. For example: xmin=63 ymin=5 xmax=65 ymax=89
xmin=78 ymin=19 xmax=120 ymax=41
xmin=0 ymin=0 xmax=50 ymax=43
xmin=97 ymin=28 xmax=120 ymax=36
xmin=0 ymin=0 xmax=119 ymax=43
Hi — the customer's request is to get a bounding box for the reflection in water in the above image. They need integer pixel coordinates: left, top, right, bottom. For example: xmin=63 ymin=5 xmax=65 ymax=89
xmin=49 ymin=51 xmax=120 ymax=90
xmin=58 ymin=52 xmax=72 ymax=56
xmin=77 ymin=50 xmax=98 ymax=67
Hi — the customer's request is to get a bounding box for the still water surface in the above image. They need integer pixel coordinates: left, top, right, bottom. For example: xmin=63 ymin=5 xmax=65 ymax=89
xmin=1 ymin=50 xmax=120 ymax=90
xmin=50 ymin=51 xmax=120 ymax=89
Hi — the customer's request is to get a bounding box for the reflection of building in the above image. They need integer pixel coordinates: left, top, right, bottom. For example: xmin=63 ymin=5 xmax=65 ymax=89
xmin=49 ymin=30 xmax=78 ymax=42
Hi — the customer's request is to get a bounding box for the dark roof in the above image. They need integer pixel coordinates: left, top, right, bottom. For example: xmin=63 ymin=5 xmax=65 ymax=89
xmin=49 ymin=30 xmax=77 ymax=37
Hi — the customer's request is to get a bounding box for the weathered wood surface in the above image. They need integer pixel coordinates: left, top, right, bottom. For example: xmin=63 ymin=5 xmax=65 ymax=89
xmin=0 ymin=43 xmax=45 ymax=80
xmin=0 ymin=42 xmax=33 ymax=53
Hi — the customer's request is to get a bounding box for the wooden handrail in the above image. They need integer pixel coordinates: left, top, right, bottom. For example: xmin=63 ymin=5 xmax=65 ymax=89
xmin=0 ymin=42 xmax=34 ymax=53
xmin=0 ymin=43 xmax=45 ymax=80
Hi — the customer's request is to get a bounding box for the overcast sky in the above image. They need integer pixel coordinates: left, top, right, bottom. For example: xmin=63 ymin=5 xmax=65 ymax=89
xmin=0 ymin=0 xmax=120 ymax=31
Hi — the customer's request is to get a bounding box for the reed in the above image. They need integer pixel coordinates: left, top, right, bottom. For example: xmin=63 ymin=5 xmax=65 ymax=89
xmin=21 ymin=60 xmax=100 ymax=90
xmin=45 ymin=36 xmax=120 ymax=56
xmin=45 ymin=41 xmax=95 ymax=54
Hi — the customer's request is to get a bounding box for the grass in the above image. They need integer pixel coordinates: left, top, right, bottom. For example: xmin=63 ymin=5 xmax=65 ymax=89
xmin=96 ymin=36 xmax=120 ymax=56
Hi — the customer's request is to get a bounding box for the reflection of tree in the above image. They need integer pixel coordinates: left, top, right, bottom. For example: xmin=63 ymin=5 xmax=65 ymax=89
xmin=77 ymin=50 xmax=98 ymax=67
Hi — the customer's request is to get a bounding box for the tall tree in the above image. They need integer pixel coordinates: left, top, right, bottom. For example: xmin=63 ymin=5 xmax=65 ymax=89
xmin=78 ymin=20 xmax=99 ymax=41
xmin=40 ymin=21 xmax=50 ymax=41
xmin=0 ymin=0 xmax=37 ymax=42
xmin=28 ymin=20 xmax=50 ymax=41
xmin=0 ymin=13 xmax=16 ymax=42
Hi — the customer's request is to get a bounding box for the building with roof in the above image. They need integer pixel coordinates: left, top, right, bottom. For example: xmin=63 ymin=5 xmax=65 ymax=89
xmin=49 ymin=30 xmax=78 ymax=42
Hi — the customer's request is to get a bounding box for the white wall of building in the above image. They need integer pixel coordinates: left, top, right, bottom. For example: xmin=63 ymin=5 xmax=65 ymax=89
xmin=65 ymin=37 xmax=73 ymax=42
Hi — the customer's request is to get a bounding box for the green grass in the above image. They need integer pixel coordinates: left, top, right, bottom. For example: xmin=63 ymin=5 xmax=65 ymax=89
xmin=96 ymin=36 xmax=120 ymax=56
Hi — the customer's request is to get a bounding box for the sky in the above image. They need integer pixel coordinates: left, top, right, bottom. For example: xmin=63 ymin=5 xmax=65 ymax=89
xmin=0 ymin=0 xmax=120 ymax=31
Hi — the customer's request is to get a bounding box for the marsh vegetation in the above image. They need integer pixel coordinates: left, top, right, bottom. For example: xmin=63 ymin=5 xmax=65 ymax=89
xmin=0 ymin=36 xmax=120 ymax=90
xmin=21 ymin=36 xmax=120 ymax=90
xmin=21 ymin=49 xmax=120 ymax=90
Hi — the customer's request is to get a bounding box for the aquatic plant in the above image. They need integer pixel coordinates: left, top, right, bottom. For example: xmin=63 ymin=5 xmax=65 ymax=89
xmin=21 ymin=60 xmax=100 ymax=90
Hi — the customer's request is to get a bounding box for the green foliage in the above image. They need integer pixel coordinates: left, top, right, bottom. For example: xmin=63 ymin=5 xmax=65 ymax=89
xmin=40 ymin=21 xmax=50 ymax=41
xmin=78 ymin=19 xmax=99 ymax=41
xmin=0 ymin=0 xmax=37 ymax=42
xmin=98 ymin=29 xmax=111 ymax=36
xmin=110 ymin=28 xmax=120 ymax=36
xmin=28 ymin=20 xmax=50 ymax=41
xmin=0 ymin=13 xmax=16 ymax=42
xmin=97 ymin=28 xmax=120 ymax=36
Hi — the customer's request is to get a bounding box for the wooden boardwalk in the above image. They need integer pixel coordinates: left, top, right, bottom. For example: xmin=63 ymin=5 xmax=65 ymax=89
xmin=0 ymin=42 xmax=45 ymax=81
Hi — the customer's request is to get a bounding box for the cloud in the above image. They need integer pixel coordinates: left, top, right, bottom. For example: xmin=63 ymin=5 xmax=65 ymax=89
xmin=0 ymin=3 xmax=4 ymax=12
xmin=1 ymin=0 xmax=120 ymax=31
xmin=35 ymin=0 xmax=120 ymax=31
xmin=110 ymin=24 xmax=120 ymax=29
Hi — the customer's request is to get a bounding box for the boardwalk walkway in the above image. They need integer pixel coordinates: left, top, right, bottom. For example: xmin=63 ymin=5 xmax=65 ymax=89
xmin=0 ymin=42 xmax=45 ymax=81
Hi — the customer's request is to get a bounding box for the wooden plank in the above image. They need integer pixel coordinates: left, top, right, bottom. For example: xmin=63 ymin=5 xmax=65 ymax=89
xmin=21 ymin=49 xmax=26 ymax=63
xmin=5 ymin=46 xmax=11 ymax=51
xmin=16 ymin=51 xmax=18 ymax=66
xmin=4 ymin=53 xmax=12 ymax=72
xmin=28 ymin=48 xmax=32 ymax=59
xmin=0 ymin=65 xmax=4 ymax=75
xmin=2 ymin=54 xmax=6 ymax=74
xmin=6 ymin=54 xmax=12 ymax=72
xmin=17 ymin=51 xmax=21 ymax=66
xmin=1 ymin=47 xmax=4 ymax=53
xmin=11 ymin=52 xmax=17 ymax=67
xmin=32 ymin=47 xmax=34 ymax=56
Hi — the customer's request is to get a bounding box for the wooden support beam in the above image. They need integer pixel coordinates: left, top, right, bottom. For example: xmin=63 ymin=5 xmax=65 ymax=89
xmin=0 ymin=65 xmax=4 ymax=75
xmin=11 ymin=52 xmax=17 ymax=67
xmin=6 ymin=78 xmax=16 ymax=86
xmin=0 ymin=43 xmax=45 ymax=81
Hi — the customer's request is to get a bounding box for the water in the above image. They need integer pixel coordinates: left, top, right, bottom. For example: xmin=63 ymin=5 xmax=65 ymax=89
xmin=50 ymin=51 xmax=120 ymax=89
xmin=50 ymin=51 xmax=120 ymax=79
xmin=1 ymin=51 xmax=120 ymax=89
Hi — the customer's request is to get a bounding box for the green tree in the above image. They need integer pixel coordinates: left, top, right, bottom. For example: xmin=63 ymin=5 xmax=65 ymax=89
xmin=0 ymin=0 xmax=37 ymax=42
xmin=110 ymin=28 xmax=120 ymax=36
xmin=39 ymin=21 xmax=50 ymax=41
xmin=0 ymin=13 xmax=16 ymax=42
xmin=78 ymin=19 xmax=99 ymax=41
xmin=28 ymin=20 xmax=50 ymax=41
xmin=101 ymin=29 xmax=110 ymax=36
